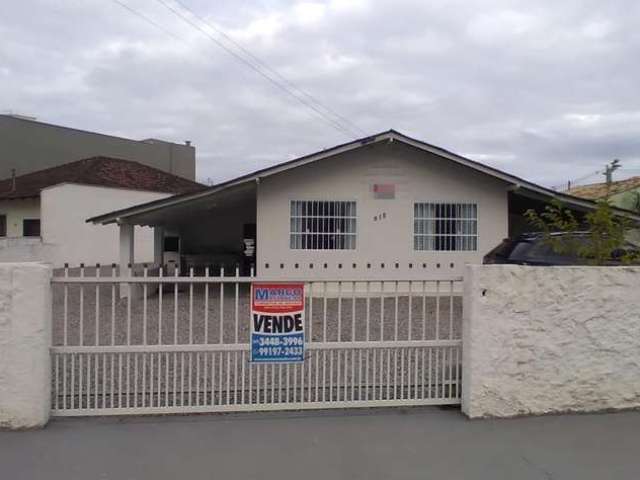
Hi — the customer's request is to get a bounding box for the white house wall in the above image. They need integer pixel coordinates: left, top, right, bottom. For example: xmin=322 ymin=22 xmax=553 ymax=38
xmin=256 ymin=142 xmax=509 ymax=280
xmin=40 ymin=183 xmax=170 ymax=267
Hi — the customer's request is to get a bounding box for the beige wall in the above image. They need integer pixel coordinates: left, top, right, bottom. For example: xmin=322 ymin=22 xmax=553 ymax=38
xmin=462 ymin=265 xmax=640 ymax=418
xmin=0 ymin=198 xmax=41 ymax=237
xmin=0 ymin=115 xmax=196 ymax=180
xmin=0 ymin=263 xmax=52 ymax=429
xmin=256 ymin=141 xmax=509 ymax=280
xmin=40 ymin=183 xmax=170 ymax=267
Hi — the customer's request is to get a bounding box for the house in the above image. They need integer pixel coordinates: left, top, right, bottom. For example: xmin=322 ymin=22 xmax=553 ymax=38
xmin=0 ymin=114 xmax=196 ymax=180
xmin=88 ymin=130 xmax=640 ymax=280
xmin=567 ymin=176 xmax=640 ymax=213
xmin=0 ymin=157 xmax=204 ymax=266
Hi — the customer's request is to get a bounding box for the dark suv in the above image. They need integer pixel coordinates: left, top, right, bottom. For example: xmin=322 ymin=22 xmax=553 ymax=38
xmin=483 ymin=232 xmax=640 ymax=266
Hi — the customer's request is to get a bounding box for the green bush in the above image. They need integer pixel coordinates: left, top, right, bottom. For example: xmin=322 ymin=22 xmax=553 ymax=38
xmin=524 ymin=199 xmax=637 ymax=265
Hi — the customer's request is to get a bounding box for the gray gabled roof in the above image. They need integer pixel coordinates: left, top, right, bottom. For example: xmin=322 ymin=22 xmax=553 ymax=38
xmin=87 ymin=129 xmax=640 ymax=225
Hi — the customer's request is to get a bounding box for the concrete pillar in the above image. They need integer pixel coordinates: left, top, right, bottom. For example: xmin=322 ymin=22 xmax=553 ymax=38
xmin=0 ymin=263 xmax=52 ymax=429
xmin=119 ymin=223 xmax=134 ymax=298
xmin=153 ymin=226 xmax=164 ymax=267
xmin=460 ymin=265 xmax=477 ymax=418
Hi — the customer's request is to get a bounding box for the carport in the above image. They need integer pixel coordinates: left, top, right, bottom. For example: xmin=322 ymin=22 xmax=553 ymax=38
xmin=108 ymin=180 xmax=257 ymax=276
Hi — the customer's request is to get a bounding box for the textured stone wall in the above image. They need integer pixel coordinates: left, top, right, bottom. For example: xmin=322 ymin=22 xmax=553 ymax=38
xmin=462 ymin=265 xmax=640 ymax=418
xmin=0 ymin=263 xmax=52 ymax=429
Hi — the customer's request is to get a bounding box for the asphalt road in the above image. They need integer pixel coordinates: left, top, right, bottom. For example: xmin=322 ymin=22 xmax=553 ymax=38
xmin=1 ymin=407 xmax=639 ymax=480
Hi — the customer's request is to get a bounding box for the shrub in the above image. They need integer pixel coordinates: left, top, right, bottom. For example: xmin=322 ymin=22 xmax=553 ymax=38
xmin=524 ymin=199 xmax=637 ymax=265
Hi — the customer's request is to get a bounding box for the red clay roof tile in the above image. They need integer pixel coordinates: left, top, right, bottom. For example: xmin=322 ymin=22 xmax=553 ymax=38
xmin=0 ymin=156 xmax=205 ymax=199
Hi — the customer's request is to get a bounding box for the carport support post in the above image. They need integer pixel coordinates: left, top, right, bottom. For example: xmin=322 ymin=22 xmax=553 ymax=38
xmin=119 ymin=223 xmax=134 ymax=299
xmin=153 ymin=226 xmax=164 ymax=267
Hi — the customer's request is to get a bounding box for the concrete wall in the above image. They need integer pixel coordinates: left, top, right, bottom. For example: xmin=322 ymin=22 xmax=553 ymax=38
xmin=256 ymin=141 xmax=509 ymax=280
xmin=0 ymin=238 xmax=56 ymax=264
xmin=0 ymin=115 xmax=196 ymax=180
xmin=40 ymin=183 xmax=170 ymax=267
xmin=0 ymin=198 xmax=40 ymax=237
xmin=462 ymin=264 xmax=640 ymax=418
xmin=0 ymin=263 xmax=52 ymax=429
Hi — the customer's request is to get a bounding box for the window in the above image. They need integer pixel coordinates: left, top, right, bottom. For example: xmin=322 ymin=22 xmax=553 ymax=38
xmin=0 ymin=215 xmax=6 ymax=237
xmin=290 ymin=200 xmax=356 ymax=250
xmin=23 ymin=219 xmax=41 ymax=237
xmin=414 ymin=203 xmax=477 ymax=251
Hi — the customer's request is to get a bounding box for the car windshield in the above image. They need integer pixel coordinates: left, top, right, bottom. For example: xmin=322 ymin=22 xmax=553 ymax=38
xmin=510 ymin=238 xmax=582 ymax=263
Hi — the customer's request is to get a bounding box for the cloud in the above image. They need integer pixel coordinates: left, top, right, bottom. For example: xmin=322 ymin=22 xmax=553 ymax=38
xmin=1 ymin=0 xmax=640 ymax=188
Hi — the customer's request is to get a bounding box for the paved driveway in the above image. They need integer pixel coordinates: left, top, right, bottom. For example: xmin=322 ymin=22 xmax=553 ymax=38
xmin=1 ymin=407 xmax=638 ymax=479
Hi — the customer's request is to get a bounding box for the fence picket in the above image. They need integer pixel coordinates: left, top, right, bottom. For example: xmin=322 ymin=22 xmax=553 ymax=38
xmin=50 ymin=268 xmax=462 ymax=415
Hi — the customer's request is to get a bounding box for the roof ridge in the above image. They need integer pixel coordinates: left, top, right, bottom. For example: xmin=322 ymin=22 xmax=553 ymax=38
xmin=86 ymin=129 xmax=640 ymax=225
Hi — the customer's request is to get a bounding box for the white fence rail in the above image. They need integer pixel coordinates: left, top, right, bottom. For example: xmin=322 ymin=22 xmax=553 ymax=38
xmin=50 ymin=265 xmax=463 ymax=416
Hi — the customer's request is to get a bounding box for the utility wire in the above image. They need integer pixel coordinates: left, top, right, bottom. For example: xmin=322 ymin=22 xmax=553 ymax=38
xmin=110 ymin=0 xmax=183 ymax=43
xmin=152 ymin=0 xmax=358 ymax=138
xmin=554 ymin=169 xmax=602 ymax=191
xmin=572 ymin=169 xmax=602 ymax=185
xmin=108 ymin=0 xmax=358 ymax=138
xmin=150 ymin=0 xmax=361 ymax=138
xmin=168 ymin=0 xmax=366 ymax=137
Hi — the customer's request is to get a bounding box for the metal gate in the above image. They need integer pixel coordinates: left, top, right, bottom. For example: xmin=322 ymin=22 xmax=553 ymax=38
xmin=50 ymin=266 xmax=462 ymax=416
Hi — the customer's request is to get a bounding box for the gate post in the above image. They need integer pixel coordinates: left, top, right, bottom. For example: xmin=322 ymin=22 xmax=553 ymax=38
xmin=461 ymin=264 xmax=484 ymax=418
xmin=0 ymin=263 xmax=52 ymax=429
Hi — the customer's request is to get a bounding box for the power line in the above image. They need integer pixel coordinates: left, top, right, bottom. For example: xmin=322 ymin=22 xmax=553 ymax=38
xmin=110 ymin=0 xmax=183 ymax=43
xmin=573 ymin=169 xmax=602 ymax=185
xmin=553 ymin=169 xmax=601 ymax=191
xmin=142 ymin=0 xmax=361 ymax=138
xmin=108 ymin=0 xmax=359 ymax=138
xmin=556 ymin=160 xmax=640 ymax=191
xmin=169 ymin=0 xmax=367 ymax=137
xmin=152 ymin=0 xmax=359 ymax=138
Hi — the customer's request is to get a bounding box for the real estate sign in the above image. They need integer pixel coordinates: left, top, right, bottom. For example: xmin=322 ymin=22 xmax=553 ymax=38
xmin=250 ymin=283 xmax=305 ymax=363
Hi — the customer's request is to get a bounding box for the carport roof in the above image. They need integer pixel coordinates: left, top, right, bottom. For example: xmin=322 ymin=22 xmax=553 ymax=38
xmin=87 ymin=129 xmax=640 ymax=225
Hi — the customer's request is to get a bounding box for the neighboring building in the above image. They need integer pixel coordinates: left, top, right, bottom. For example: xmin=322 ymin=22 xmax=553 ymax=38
xmin=567 ymin=176 xmax=640 ymax=213
xmin=89 ymin=130 xmax=640 ymax=280
xmin=0 ymin=114 xmax=196 ymax=180
xmin=0 ymin=157 xmax=205 ymax=266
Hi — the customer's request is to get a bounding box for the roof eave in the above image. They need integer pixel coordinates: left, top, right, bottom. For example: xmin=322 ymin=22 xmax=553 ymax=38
xmin=0 ymin=194 xmax=40 ymax=201
xmin=86 ymin=129 xmax=640 ymax=225
xmin=87 ymin=132 xmax=397 ymax=225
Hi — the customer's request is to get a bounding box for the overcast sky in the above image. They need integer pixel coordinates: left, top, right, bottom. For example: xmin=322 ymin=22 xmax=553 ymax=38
xmin=2 ymin=0 xmax=640 ymax=187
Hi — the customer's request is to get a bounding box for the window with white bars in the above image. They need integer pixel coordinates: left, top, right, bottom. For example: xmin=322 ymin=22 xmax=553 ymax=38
xmin=290 ymin=200 xmax=356 ymax=250
xmin=414 ymin=203 xmax=478 ymax=251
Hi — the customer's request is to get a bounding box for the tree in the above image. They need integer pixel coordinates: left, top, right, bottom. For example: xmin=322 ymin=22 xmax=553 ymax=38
xmin=632 ymin=191 xmax=640 ymax=214
xmin=524 ymin=198 xmax=637 ymax=265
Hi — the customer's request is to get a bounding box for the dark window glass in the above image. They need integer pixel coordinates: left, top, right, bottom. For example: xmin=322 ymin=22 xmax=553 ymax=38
xmin=414 ymin=202 xmax=477 ymax=251
xmin=510 ymin=240 xmax=580 ymax=263
xmin=290 ymin=200 xmax=356 ymax=250
xmin=23 ymin=219 xmax=40 ymax=237
xmin=0 ymin=215 xmax=6 ymax=237
xmin=243 ymin=223 xmax=256 ymax=238
xmin=164 ymin=236 xmax=180 ymax=252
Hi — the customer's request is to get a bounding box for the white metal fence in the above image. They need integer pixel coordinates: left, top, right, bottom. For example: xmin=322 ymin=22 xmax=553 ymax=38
xmin=50 ymin=265 xmax=463 ymax=416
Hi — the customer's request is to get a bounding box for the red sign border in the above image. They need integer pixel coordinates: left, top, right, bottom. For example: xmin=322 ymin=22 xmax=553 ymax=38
xmin=251 ymin=283 xmax=305 ymax=314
